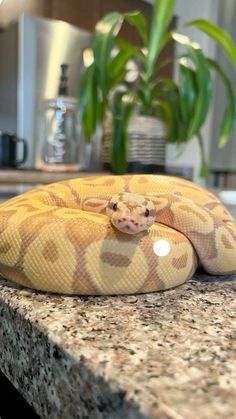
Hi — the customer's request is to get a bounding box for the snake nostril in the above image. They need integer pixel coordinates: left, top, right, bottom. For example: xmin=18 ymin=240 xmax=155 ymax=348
xmin=122 ymin=218 xmax=126 ymax=221
xmin=135 ymin=222 xmax=138 ymax=226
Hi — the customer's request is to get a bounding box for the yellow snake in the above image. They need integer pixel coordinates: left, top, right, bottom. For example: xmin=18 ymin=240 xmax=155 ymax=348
xmin=0 ymin=174 xmax=235 ymax=295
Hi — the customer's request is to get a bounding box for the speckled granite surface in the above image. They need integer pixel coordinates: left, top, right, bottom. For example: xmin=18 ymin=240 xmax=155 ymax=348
xmin=0 ymin=275 xmax=235 ymax=419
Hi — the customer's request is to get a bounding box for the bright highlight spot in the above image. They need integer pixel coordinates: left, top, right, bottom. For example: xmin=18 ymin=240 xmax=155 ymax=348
xmin=153 ymin=239 xmax=171 ymax=257
xmin=83 ymin=48 xmax=94 ymax=67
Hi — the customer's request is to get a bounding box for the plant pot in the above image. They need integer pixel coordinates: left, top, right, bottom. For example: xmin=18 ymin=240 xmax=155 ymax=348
xmin=103 ymin=115 xmax=167 ymax=173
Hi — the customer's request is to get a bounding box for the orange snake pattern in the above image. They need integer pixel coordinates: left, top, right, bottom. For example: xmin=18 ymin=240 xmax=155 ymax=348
xmin=0 ymin=174 xmax=235 ymax=295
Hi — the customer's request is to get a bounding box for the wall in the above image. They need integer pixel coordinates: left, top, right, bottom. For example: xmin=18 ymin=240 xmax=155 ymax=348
xmin=0 ymin=0 xmax=49 ymax=27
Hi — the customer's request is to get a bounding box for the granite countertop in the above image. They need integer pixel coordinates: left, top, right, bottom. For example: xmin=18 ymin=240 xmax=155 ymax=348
xmin=0 ymin=275 xmax=235 ymax=419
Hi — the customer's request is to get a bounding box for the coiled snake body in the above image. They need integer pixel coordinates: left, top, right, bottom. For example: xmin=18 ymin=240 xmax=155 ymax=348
xmin=0 ymin=174 xmax=235 ymax=295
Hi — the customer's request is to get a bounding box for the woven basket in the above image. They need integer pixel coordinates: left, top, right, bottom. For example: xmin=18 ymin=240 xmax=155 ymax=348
xmin=103 ymin=115 xmax=167 ymax=172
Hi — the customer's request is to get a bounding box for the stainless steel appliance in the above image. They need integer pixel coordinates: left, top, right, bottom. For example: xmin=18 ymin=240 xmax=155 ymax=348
xmin=0 ymin=13 xmax=91 ymax=168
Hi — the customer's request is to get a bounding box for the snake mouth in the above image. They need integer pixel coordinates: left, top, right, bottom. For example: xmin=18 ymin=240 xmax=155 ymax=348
xmin=111 ymin=219 xmax=145 ymax=235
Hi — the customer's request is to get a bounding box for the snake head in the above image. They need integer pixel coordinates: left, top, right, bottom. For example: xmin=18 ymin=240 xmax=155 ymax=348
xmin=106 ymin=192 xmax=156 ymax=235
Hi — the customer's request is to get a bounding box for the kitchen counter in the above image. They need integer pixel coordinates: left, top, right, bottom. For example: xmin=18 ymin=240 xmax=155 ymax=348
xmin=0 ymin=169 xmax=105 ymax=200
xmin=0 ymin=276 xmax=235 ymax=419
xmin=0 ymin=172 xmax=236 ymax=418
xmin=0 ymin=168 xmax=104 ymax=184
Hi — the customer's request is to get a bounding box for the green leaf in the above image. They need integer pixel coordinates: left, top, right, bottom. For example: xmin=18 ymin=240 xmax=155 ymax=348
xmin=93 ymin=12 xmax=124 ymax=95
xmin=108 ymin=39 xmax=138 ymax=88
xmin=172 ymin=33 xmax=213 ymax=138
xmin=157 ymin=80 xmax=182 ymax=141
xmin=146 ymin=0 xmax=175 ymax=79
xmin=158 ymin=100 xmax=177 ymax=141
xmin=110 ymin=92 xmax=136 ymax=174
xmin=187 ymin=19 xmax=236 ymax=69
xmin=178 ymin=62 xmax=197 ymax=122
xmin=93 ymin=10 xmax=148 ymax=95
xmin=207 ymin=58 xmax=235 ymax=147
xmin=198 ymin=161 xmax=209 ymax=178
xmin=187 ymin=46 xmax=212 ymax=138
xmin=197 ymin=132 xmax=209 ymax=177
xmin=79 ymin=64 xmax=98 ymax=139
xmin=125 ymin=11 xmax=148 ymax=45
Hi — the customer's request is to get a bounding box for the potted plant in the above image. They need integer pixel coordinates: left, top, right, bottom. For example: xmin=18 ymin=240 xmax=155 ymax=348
xmin=79 ymin=0 xmax=236 ymax=176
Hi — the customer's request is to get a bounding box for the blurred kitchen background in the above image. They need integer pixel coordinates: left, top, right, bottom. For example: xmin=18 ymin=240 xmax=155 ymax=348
xmin=0 ymin=0 xmax=235 ymax=191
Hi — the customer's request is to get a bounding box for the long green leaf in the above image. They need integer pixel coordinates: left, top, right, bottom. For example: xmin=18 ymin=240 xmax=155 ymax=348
xmin=125 ymin=11 xmax=148 ymax=45
xmin=172 ymin=32 xmax=212 ymax=138
xmin=157 ymin=80 xmax=182 ymax=141
xmin=158 ymin=100 xmax=178 ymax=142
xmin=187 ymin=46 xmax=212 ymax=138
xmin=197 ymin=132 xmax=209 ymax=177
xmin=110 ymin=92 xmax=136 ymax=174
xmin=108 ymin=39 xmax=138 ymax=88
xmin=93 ymin=12 xmax=124 ymax=95
xmin=93 ymin=10 xmax=148 ymax=95
xmin=207 ymin=58 xmax=235 ymax=147
xmin=187 ymin=19 xmax=236 ymax=69
xmin=79 ymin=64 xmax=98 ymax=139
xmin=178 ymin=62 xmax=197 ymax=123
xmin=146 ymin=0 xmax=175 ymax=79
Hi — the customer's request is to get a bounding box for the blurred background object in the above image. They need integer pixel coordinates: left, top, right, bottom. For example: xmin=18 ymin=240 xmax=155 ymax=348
xmin=0 ymin=131 xmax=27 ymax=167
xmin=0 ymin=13 xmax=90 ymax=169
xmin=38 ymin=64 xmax=81 ymax=172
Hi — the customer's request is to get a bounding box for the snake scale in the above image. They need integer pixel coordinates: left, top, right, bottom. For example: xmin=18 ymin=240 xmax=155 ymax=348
xmin=0 ymin=174 xmax=235 ymax=295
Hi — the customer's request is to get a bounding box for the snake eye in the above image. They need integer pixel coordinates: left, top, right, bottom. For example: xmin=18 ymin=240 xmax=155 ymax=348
xmin=113 ymin=203 xmax=118 ymax=211
xmin=145 ymin=208 xmax=149 ymax=217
